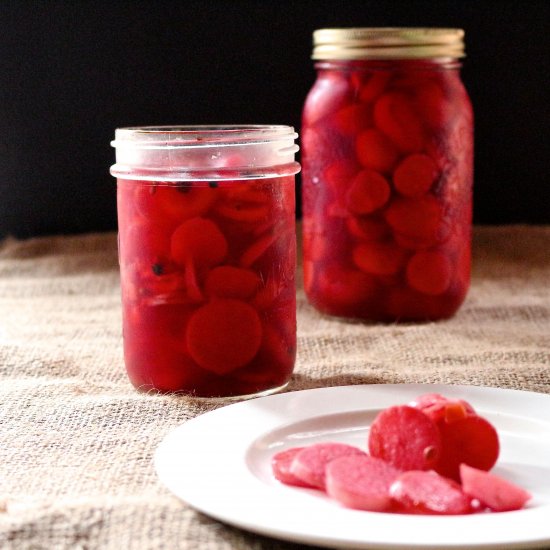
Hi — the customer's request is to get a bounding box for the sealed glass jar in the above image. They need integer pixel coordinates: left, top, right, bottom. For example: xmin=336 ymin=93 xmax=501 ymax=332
xmin=111 ymin=126 xmax=300 ymax=398
xmin=301 ymin=28 xmax=473 ymax=321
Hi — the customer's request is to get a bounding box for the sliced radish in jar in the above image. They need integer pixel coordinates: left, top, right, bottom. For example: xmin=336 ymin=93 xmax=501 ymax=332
xmin=356 ymin=128 xmax=400 ymax=174
xmin=186 ymin=299 xmax=262 ymax=374
xmin=205 ymin=265 xmax=260 ymax=300
xmin=393 ymin=153 xmax=439 ymax=198
xmin=352 ymin=242 xmax=408 ymax=276
xmin=345 ymin=169 xmax=391 ymax=215
xmin=374 ymin=92 xmax=425 ymax=153
xmin=406 ymin=250 xmax=452 ymax=296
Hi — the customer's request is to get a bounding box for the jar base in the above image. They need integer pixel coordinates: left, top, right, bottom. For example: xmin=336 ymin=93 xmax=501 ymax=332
xmin=130 ymin=380 xmax=291 ymax=402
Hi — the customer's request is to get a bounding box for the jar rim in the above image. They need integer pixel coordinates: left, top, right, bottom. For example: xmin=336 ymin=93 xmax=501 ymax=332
xmin=312 ymin=27 xmax=465 ymax=60
xmin=112 ymin=125 xmax=298 ymax=149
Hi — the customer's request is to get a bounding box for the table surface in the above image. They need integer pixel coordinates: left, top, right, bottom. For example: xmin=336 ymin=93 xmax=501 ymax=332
xmin=0 ymin=225 xmax=549 ymax=549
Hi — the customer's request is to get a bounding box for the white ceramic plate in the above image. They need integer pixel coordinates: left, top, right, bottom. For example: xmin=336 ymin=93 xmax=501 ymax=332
xmin=155 ymin=383 xmax=550 ymax=549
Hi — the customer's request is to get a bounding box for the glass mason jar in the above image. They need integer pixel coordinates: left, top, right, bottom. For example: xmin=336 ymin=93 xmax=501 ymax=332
xmin=301 ymin=28 xmax=474 ymax=322
xmin=111 ymin=126 xmax=300 ymax=398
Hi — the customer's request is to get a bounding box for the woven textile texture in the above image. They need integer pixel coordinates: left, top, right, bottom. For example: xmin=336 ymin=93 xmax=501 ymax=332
xmin=0 ymin=226 xmax=549 ymax=549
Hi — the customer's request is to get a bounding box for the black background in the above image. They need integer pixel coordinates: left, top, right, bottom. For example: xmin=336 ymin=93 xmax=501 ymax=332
xmin=1 ymin=0 xmax=548 ymax=238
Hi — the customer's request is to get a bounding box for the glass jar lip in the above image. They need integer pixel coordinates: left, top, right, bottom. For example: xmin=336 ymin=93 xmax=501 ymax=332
xmin=312 ymin=27 xmax=465 ymax=60
xmin=112 ymin=125 xmax=298 ymax=149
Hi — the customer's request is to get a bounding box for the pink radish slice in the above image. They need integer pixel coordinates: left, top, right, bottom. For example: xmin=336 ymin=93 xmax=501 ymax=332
xmin=326 ymin=455 xmax=401 ymax=511
xmin=271 ymin=447 xmax=313 ymax=487
xmin=368 ymin=405 xmax=441 ymax=471
xmin=390 ymin=470 xmax=474 ymax=515
xmin=290 ymin=442 xmax=366 ymax=490
xmin=460 ymin=464 xmax=532 ymax=512
xmin=410 ymin=393 xmax=476 ymax=423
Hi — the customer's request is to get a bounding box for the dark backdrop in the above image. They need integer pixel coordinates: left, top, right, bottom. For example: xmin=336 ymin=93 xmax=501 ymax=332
xmin=1 ymin=0 xmax=549 ymax=238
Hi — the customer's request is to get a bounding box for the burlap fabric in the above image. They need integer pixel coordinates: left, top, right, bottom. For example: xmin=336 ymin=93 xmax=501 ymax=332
xmin=0 ymin=225 xmax=549 ymax=549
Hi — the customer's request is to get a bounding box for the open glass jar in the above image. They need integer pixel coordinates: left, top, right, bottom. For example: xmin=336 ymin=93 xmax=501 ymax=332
xmin=301 ymin=28 xmax=474 ymax=321
xmin=111 ymin=126 xmax=300 ymax=398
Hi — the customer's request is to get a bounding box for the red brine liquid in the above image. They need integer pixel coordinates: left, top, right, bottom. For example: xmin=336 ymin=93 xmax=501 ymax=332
xmin=301 ymin=59 xmax=473 ymax=321
xmin=117 ymin=175 xmax=296 ymax=397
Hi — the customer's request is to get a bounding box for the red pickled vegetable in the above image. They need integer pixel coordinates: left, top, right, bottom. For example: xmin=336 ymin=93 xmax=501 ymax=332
xmin=170 ymin=217 xmax=228 ymax=268
xmin=313 ymin=265 xmax=377 ymax=314
xmin=405 ymin=250 xmax=452 ymax=295
xmin=410 ymin=393 xmax=476 ymax=423
xmin=434 ymin=415 xmax=500 ymax=481
xmin=368 ymin=405 xmax=441 ymax=471
xmin=326 ymin=455 xmax=401 ymax=511
xmin=390 ymin=470 xmax=473 ymax=515
xmin=356 ymin=128 xmax=400 ymax=173
xmin=393 ymin=153 xmax=439 ymax=197
xmin=374 ymin=92 xmax=424 ymax=153
xmin=460 ymin=464 xmax=532 ymax=512
xmin=186 ymin=298 xmax=262 ymax=374
xmin=358 ymin=72 xmax=390 ymax=103
xmin=135 ymin=184 xmax=216 ymax=227
xmin=331 ymin=103 xmax=373 ymax=136
xmin=289 ymin=442 xmax=366 ymax=490
xmin=352 ymin=242 xmax=408 ymax=276
xmin=205 ymin=266 xmax=260 ymax=300
xmin=323 ymin=159 xmax=360 ymax=194
xmin=303 ymin=72 xmax=352 ymax=124
xmin=271 ymin=447 xmax=312 ymax=487
xmin=385 ymin=195 xmax=447 ymax=249
xmin=346 ymin=216 xmax=389 ymax=241
xmin=345 ymin=169 xmax=391 ymax=214
xmin=216 ymin=188 xmax=269 ymax=222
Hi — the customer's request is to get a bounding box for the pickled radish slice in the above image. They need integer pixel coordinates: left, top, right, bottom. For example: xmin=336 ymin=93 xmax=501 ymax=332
xmin=374 ymin=92 xmax=424 ymax=153
xmin=240 ymin=233 xmax=278 ymax=268
xmin=406 ymin=251 xmax=452 ymax=295
xmin=186 ymin=299 xmax=262 ymax=374
xmin=415 ymin=80 xmax=456 ymax=130
xmin=390 ymin=470 xmax=473 ymax=515
xmin=434 ymin=415 xmax=500 ymax=481
xmin=314 ymin=265 xmax=377 ymax=313
xmin=216 ymin=188 xmax=269 ymax=222
xmin=290 ymin=442 xmax=366 ymax=490
xmin=368 ymin=405 xmax=441 ymax=471
xmin=170 ymin=217 xmax=228 ymax=268
xmin=121 ymin=219 xmax=171 ymax=267
xmin=460 ymin=464 xmax=532 ymax=512
xmin=346 ymin=170 xmax=391 ymax=214
xmin=410 ymin=393 xmax=476 ymax=423
xmin=326 ymin=455 xmax=401 ymax=512
xmin=393 ymin=154 xmax=439 ymax=197
xmin=331 ymin=103 xmax=373 ymax=136
xmin=272 ymin=447 xmax=312 ymax=487
xmin=352 ymin=242 xmax=408 ymax=276
xmin=323 ymin=159 xmax=360 ymax=192
xmin=409 ymin=393 xmax=450 ymax=410
xmin=385 ymin=196 xmax=446 ymax=248
xmin=358 ymin=72 xmax=390 ymax=103
xmin=205 ymin=266 xmax=260 ymax=299
xmin=346 ymin=216 xmax=389 ymax=241
xmin=356 ymin=128 xmax=400 ymax=173
xmin=135 ymin=184 xmax=216 ymax=227
xmin=303 ymin=72 xmax=352 ymax=124
xmin=184 ymin=256 xmax=204 ymax=302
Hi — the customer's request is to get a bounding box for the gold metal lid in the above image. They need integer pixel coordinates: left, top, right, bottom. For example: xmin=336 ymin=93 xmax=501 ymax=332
xmin=312 ymin=27 xmax=465 ymax=60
